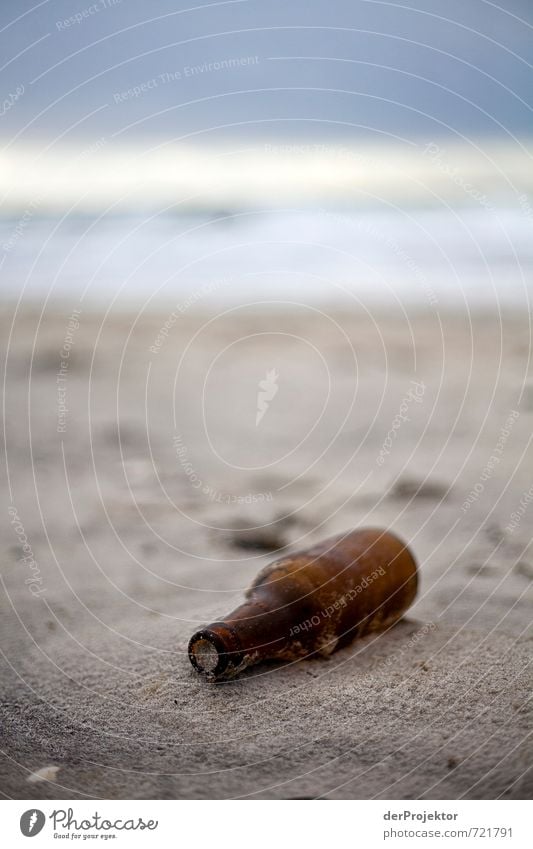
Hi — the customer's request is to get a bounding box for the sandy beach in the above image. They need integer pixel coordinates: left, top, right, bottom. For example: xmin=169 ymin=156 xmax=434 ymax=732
xmin=1 ymin=305 xmax=531 ymax=799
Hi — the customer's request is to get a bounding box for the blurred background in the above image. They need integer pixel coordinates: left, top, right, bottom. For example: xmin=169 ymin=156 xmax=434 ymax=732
xmin=1 ymin=0 xmax=532 ymax=308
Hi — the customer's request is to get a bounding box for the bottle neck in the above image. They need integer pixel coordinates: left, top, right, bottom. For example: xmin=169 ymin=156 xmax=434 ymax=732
xmin=188 ymin=597 xmax=293 ymax=680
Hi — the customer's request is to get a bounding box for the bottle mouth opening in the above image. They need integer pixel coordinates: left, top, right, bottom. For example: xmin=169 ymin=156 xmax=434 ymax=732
xmin=189 ymin=638 xmax=219 ymax=674
xmin=188 ymin=625 xmax=243 ymax=680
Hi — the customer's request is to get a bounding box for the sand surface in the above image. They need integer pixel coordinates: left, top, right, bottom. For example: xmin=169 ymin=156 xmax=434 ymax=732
xmin=1 ymin=305 xmax=531 ymax=799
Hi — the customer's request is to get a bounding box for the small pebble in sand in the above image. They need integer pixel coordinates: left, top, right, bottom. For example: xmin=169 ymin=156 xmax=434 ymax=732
xmin=27 ymin=765 xmax=60 ymax=783
xmin=514 ymin=561 xmax=533 ymax=580
xmin=465 ymin=562 xmax=498 ymax=577
xmin=484 ymin=523 xmax=505 ymax=544
xmin=389 ymin=477 xmax=448 ymax=501
xmin=447 ymin=757 xmax=459 ymax=770
xmin=228 ymin=527 xmax=287 ymax=552
xmin=221 ymin=516 xmax=293 ymax=552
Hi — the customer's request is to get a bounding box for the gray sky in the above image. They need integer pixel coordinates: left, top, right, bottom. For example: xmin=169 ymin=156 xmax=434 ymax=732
xmin=1 ymin=0 xmax=532 ymax=143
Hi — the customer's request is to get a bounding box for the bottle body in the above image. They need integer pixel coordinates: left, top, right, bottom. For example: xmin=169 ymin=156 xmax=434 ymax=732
xmin=188 ymin=527 xmax=417 ymax=680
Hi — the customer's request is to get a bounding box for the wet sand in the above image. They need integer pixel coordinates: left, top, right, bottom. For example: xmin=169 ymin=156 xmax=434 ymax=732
xmin=1 ymin=305 xmax=531 ymax=799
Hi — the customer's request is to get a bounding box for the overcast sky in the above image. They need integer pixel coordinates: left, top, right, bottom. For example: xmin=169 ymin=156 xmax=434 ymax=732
xmin=1 ymin=0 xmax=532 ymax=145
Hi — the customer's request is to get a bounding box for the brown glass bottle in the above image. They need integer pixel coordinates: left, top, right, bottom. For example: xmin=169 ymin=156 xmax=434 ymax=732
xmin=188 ymin=527 xmax=417 ymax=680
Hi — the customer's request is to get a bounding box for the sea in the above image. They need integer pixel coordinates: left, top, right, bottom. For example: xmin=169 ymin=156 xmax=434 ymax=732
xmin=1 ymin=140 xmax=532 ymax=312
